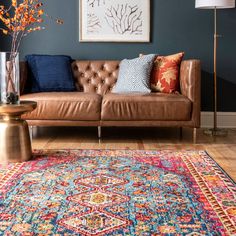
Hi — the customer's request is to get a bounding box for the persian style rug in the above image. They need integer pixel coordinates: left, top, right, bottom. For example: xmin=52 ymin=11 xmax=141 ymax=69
xmin=0 ymin=150 xmax=235 ymax=235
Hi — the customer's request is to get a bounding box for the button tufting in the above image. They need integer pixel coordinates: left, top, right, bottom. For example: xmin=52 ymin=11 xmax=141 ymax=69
xmin=94 ymin=73 xmax=98 ymax=77
xmin=87 ymin=79 xmax=91 ymax=83
xmin=101 ymin=80 xmax=105 ymax=84
xmin=95 ymin=87 xmax=98 ymax=90
xmin=81 ymin=73 xmax=84 ymax=77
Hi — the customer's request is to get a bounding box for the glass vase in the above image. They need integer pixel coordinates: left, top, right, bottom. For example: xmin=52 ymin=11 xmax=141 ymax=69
xmin=0 ymin=52 xmax=20 ymax=104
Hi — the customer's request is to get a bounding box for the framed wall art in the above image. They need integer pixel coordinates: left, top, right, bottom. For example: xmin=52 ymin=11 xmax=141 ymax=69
xmin=79 ymin=0 xmax=150 ymax=42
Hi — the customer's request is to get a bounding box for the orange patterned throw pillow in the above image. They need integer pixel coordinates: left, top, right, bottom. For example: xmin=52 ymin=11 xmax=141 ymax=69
xmin=150 ymin=52 xmax=184 ymax=93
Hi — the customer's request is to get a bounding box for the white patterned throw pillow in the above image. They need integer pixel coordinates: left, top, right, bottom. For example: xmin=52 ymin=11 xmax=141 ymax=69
xmin=112 ymin=54 xmax=156 ymax=93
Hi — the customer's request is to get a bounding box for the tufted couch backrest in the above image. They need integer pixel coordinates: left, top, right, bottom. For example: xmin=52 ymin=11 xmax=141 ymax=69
xmin=72 ymin=60 xmax=120 ymax=95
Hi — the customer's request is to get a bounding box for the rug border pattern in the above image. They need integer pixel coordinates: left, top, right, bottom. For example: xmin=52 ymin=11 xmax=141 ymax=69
xmin=182 ymin=153 xmax=236 ymax=235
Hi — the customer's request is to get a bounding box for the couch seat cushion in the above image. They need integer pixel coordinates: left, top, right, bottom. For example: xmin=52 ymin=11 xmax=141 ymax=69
xmin=101 ymin=93 xmax=192 ymax=121
xmin=21 ymin=92 xmax=102 ymax=121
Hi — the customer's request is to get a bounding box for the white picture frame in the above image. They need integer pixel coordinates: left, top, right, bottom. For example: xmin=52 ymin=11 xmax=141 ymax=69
xmin=79 ymin=0 xmax=150 ymax=42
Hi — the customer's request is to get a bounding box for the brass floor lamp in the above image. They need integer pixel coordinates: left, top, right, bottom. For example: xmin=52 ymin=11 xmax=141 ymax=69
xmin=195 ymin=0 xmax=235 ymax=136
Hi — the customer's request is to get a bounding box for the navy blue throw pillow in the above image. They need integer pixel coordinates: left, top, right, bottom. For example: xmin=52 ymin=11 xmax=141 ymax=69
xmin=25 ymin=55 xmax=75 ymax=93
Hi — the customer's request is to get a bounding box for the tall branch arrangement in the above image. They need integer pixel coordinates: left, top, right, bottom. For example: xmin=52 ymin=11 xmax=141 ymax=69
xmin=0 ymin=0 xmax=63 ymax=103
xmin=0 ymin=0 xmax=63 ymax=54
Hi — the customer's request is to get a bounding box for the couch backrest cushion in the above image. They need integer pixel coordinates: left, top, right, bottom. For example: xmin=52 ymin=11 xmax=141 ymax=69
xmin=72 ymin=60 xmax=120 ymax=95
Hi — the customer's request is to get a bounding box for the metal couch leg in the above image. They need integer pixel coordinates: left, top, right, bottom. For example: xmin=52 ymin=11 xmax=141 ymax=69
xmin=29 ymin=126 xmax=33 ymax=141
xmin=179 ymin=127 xmax=183 ymax=140
xmin=193 ymin=128 xmax=197 ymax=144
xmin=98 ymin=126 xmax=101 ymax=139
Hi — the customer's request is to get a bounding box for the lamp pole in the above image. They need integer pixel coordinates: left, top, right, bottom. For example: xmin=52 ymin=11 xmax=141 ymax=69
xmin=213 ymin=7 xmax=217 ymax=133
xmin=195 ymin=0 xmax=235 ymax=136
xmin=206 ymin=7 xmax=227 ymax=136
xmin=204 ymin=6 xmax=228 ymax=136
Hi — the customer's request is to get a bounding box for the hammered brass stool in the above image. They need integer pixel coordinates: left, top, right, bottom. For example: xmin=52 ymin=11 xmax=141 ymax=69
xmin=0 ymin=101 xmax=37 ymax=163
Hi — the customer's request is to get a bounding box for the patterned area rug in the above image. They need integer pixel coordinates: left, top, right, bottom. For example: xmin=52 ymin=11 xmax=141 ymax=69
xmin=0 ymin=150 xmax=235 ymax=235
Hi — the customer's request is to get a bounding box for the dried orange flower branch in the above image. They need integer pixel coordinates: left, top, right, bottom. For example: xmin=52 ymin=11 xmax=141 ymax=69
xmin=0 ymin=0 xmax=63 ymax=54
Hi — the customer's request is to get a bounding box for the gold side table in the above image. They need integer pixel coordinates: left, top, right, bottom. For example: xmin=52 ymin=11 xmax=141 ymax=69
xmin=0 ymin=101 xmax=37 ymax=164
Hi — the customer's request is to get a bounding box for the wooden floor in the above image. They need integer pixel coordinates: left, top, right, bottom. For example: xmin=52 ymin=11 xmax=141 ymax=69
xmin=32 ymin=127 xmax=236 ymax=181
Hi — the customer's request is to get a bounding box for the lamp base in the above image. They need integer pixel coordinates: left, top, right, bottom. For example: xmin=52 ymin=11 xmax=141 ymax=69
xmin=203 ymin=128 xmax=228 ymax=137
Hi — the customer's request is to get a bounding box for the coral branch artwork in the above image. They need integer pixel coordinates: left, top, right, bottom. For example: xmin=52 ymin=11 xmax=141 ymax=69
xmin=105 ymin=4 xmax=142 ymax=35
xmin=80 ymin=0 xmax=150 ymax=42
xmin=88 ymin=0 xmax=105 ymax=7
xmin=87 ymin=13 xmax=101 ymax=33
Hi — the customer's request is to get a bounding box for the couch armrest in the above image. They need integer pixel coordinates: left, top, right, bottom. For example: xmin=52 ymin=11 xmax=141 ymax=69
xmin=180 ymin=60 xmax=201 ymax=128
xmin=20 ymin=61 xmax=28 ymax=95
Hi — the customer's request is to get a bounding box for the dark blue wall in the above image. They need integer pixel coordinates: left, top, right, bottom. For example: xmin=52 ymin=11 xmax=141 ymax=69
xmin=1 ymin=0 xmax=236 ymax=111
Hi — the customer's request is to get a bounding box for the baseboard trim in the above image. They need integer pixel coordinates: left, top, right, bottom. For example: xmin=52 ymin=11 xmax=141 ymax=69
xmin=201 ymin=112 xmax=236 ymax=128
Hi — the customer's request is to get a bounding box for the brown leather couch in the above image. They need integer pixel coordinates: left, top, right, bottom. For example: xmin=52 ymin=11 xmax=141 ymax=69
xmin=20 ymin=59 xmax=201 ymax=142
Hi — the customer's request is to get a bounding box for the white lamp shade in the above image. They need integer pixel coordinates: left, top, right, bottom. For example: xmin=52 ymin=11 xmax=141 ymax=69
xmin=195 ymin=0 xmax=235 ymax=9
